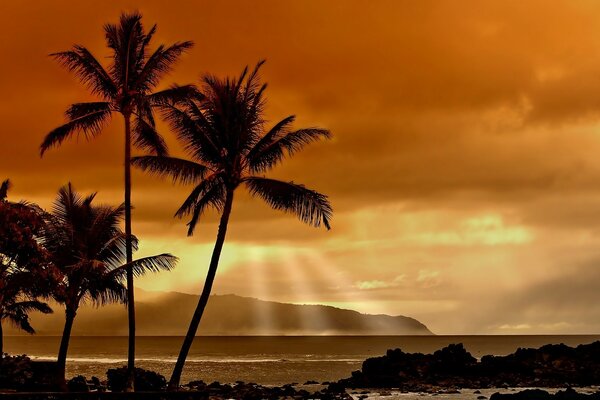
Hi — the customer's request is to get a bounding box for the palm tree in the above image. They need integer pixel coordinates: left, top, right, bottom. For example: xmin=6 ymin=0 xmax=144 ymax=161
xmin=132 ymin=61 xmax=332 ymax=388
xmin=0 ymin=179 xmax=10 ymax=201
xmin=40 ymin=12 xmax=193 ymax=388
xmin=0 ymin=179 xmax=53 ymax=355
xmin=41 ymin=183 xmax=178 ymax=387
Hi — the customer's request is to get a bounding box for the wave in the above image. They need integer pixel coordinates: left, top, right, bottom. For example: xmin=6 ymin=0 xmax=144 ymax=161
xmin=29 ymin=356 xmax=363 ymax=364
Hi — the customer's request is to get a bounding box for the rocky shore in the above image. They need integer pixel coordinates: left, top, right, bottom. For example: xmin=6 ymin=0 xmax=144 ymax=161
xmin=4 ymin=341 xmax=600 ymax=399
xmin=490 ymin=388 xmax=600 ymax=400
xmin=336 ymin=341 xmax=600 ymax=391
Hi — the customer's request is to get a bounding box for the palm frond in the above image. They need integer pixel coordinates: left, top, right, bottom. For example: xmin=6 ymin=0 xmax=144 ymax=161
xmin=244 ymin=177 xmax=332 ymax=229
xmin=51 ymin=46 xmax=116 ymax=98
xmin=41 ymin=108 xmax=112 ymax=155
xmin=139 ymin=24 xmax=157 ymax=60
xmin=246 ymin=115 xmax=295 ymax=159
xmin=158 ymin=101 xmax=223 ymax=166
xmin=65 ymin=102 xmax=112 ymax=120
xmin=6 ymin=300 xmax=53 ymax=315
xmin=98 ymin=232 xmax=139 ymax=269
xmin=132 ymin=114 xmax=168 ymax=156
xmin=3 ymin=301 xmax=51 ymax=334
xmin=104 ymin=11 xmax=145 ymax=88
xmin=51 ymin=183 xmax=96 ymax=225
xmin=248 ymin=127 xmax=331 ymax=172
xmin=185 ymin=184 xmax=227 ymax=236
xmin=131 ymin=156 xmax=212 ymax=185
xmin=85 ymin=279 xmax=127 ymax=307
xmin=86 ymin=203 xmax=128 ymax=258
xmin=150 ymin=84 xmax=201 ymax=106
xmin=110 ymin=253 xmax=178 ymax=280
xmin=174 ymin=173 xmax=224 ymax=218
xmin=136 ymin=41 xmax=194 ymax=91
xmin=172 ymin=174 xmax=226 ymax=235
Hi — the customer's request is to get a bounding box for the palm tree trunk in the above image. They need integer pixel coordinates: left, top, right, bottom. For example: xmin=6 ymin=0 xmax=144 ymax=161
xmin=124 ymin=114 xmax=136 ymax=392
xmin=57 ymin=307 xmax=76 ymax=389
xmin=0 ymin=317 xmax=4 ymax=355
xmin=168 ymin=188 xmax=235 ymax=390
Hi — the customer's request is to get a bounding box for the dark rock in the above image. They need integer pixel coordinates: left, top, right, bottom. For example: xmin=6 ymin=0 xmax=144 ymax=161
xmin=106 ymin=366 xmax=167 ymax=392
xmin=489 ymin=388 xmax=600 ymax=400
xmin=67 ymin=375 xmax=88 ymax=392
xmin=336 ymin=341 xmax=600 ymax=391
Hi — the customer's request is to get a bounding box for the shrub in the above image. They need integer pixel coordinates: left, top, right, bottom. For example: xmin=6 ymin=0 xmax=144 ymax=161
xmin=106 ymin=366 xmax=166 ymax=392
xmin=67 ymin=375 xmax=89 ymax=392
xmin=0 ymin=354 xmax=34 ymax=390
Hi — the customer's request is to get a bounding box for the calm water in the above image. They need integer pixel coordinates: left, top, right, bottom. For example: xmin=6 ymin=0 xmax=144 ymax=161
xmin=5 ymin=335 xmax=600 ymax=386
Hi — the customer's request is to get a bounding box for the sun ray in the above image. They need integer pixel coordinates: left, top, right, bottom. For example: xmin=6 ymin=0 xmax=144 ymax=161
xmin=245 ymin=246 xmax=275 ymax=335
xmin=276 ymin=247 xmax=330 ymax=334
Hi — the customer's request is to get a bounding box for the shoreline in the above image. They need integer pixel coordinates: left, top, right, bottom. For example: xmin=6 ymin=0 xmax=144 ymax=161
xmin=4 ymin=341 xmax=600 ymax=397
xmin=1 ymin=387 xmax=600 ymax=400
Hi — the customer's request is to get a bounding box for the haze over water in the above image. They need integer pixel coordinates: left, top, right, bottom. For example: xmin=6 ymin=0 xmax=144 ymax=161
xmin=7 ymin=335 xmax=600 ymax=385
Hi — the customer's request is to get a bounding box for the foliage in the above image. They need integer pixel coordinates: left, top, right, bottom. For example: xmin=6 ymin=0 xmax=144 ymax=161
xmin=132 ymin=62 xmax=332 ymax=388
xmin=0 ymin=179 xmax=53 ymax=335
xmin=67 ymin=375 xmax=89 ymax=392
xmin=106 ymin=366 xmax=167 ymax=392
xmin=41 ymin=183 xmax=178 ymax=312
xmin=132 ymin=61 xmax=333 ymax=235
xmin=0 ymin=354 xmax=34 ymax=390
xmin=40 ymin=12 xmax=195 ymax=156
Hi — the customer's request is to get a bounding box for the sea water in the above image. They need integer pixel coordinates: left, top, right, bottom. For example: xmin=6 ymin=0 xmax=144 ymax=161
xmin=5 ymin=335 xmax=600 ymax=387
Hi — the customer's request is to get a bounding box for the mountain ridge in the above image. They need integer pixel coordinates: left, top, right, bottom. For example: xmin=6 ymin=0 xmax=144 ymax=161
xmin=7 ymin=291 xmax=433 ymax=336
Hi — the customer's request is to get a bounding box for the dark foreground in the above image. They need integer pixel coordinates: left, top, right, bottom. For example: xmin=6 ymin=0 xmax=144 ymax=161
xmin=339 ymin=341 xmax=600 ymax=391
xmin=3 ymin=341 xmax=600 ymax=399
xmin=490 ymin=388 xmax=600 ymax=400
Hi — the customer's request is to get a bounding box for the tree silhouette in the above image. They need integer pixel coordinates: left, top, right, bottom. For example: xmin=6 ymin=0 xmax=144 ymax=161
xmin=0 ymin=180 xmax=53 ymax=355
xmin=41 ymin=183 xmax=177 ymax=388
xmin=40 ymin=12 xmax=193 ymax=389
xmin=132 ymin=61 xmax=332 ymax=388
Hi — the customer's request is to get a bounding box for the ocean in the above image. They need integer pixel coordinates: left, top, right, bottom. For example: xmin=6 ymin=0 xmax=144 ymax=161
xmin=5 ymin=335 xmax=600 ymax=386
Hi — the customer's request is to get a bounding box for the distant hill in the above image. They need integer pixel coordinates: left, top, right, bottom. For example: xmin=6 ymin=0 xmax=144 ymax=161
xmin=7 ymin=292 xmax=433 ymax=336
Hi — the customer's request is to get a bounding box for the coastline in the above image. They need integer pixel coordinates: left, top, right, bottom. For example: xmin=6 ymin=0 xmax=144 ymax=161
xmin=4 ymin=339 xmax=600 ymax=398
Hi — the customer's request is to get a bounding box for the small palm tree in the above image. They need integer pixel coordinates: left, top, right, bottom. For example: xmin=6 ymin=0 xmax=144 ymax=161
xmin=0 ymin=179 xmax=10 ymax=200
xmin=0 ymin=180 xmax=53 ymax=355
xmin=41 ymin=183 xmax=178 ymax=387
xmin=40 ymin=12 xmax=193 ymax=388
xmin=132 ymin=61 xmax=332 ymax=388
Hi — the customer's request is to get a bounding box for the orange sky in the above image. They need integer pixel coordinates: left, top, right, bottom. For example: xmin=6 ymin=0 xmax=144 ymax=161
xmin=3 ymin=0 xmax=600 ymax=334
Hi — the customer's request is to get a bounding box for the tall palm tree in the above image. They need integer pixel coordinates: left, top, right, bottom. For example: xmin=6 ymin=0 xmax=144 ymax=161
xmin=40 ymin=12 xmax=193 ymax=388
xmin=0 ymin=180 xmax=53 ymax=355
xmin=41 ymin=183 xmax=178 ymax=387
xmin=132 ymin=61 xmax=332 ymax=388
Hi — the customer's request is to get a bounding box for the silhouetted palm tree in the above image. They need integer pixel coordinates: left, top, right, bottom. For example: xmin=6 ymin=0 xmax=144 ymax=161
xmin=0 ymin=180 xmax=53 ymax=354
xmin=41 ymin=183 xmax=178 ymax=387
xmin=0 ymin=179 xmax=10 ymax=201
xmin=132 ymin=61 xmax=332 ymax=388
xmin=40 ymin=12 xmax=193 ymax=388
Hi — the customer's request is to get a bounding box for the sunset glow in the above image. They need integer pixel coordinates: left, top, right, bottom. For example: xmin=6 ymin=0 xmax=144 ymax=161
xmin=4 ymin=0 xmax=600 ymax=336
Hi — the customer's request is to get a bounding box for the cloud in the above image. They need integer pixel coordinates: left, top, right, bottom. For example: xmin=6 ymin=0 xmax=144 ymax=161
xmin=4 ymin=0 xmax=600 ymax=334
xmin=355 ymin=275 xmax=406 ymax=290
xmin=416 ymin=270 xmax=442 ymax=289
